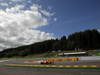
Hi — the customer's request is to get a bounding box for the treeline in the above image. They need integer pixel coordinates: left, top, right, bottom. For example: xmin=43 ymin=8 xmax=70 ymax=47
xmin=0 ymin=29 xmax=100 ymax=57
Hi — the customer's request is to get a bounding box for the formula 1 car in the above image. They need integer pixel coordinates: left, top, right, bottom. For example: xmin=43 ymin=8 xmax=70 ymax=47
xmin=40 ymin=60 xmax=54 ymax=64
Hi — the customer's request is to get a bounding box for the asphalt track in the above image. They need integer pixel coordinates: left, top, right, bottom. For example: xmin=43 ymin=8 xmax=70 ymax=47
xmin=0 ymin=59 xmax=100 ymax=75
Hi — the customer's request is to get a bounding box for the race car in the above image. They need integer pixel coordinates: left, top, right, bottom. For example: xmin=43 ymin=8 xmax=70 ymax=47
xmin=40 ymin=60 xmax=54 ymax=64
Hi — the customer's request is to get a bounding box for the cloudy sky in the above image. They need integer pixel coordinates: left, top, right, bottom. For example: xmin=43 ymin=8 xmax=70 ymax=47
xmin=0 ymin=0 xmax=100 ymax=51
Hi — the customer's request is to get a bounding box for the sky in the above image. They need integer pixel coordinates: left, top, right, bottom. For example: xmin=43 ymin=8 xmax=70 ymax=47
xmin=0 ymin=0 xmax=100 ymax=51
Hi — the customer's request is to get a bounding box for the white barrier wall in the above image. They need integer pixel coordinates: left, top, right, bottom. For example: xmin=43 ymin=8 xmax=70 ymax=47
xmin=79 ymin=56 xmax=100 ymax=60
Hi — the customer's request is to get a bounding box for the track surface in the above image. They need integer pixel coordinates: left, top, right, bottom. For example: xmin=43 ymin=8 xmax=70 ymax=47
xmin=0 ymin=59 xmax=100 ymax=75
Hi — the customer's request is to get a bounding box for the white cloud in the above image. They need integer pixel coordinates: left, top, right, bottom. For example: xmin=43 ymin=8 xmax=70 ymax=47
xmin=6 ymin=5 xmax=25 ymax=13
xmin=27 ymin=0 xmax=31 ymax=3
xmin=0 ymin=4 xmax=54 ymax=51
xmin=54 ymin=18 xmax=57 ymax=21
xmin=97 ymin=29 xmax=100 ymax=32
xmin=41 ymin=10 xmax=54 ymax=17
xmin=0 ymin=2 xmax=8 ymax=6
xmin=10 ymin=0 xmax=23 ymax=2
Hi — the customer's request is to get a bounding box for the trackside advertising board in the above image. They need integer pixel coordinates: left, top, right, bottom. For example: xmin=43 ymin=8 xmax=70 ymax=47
xmin=47 ymin=57 xmax=79 ymax=62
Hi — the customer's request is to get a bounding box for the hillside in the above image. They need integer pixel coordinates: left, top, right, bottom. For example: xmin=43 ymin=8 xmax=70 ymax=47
xmin=0 ymin=29 xmax=100 ymax=58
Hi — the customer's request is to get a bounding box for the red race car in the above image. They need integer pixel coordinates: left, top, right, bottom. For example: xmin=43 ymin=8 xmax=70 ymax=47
xmin=40 ymin=60 xmax=54 ymax=64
